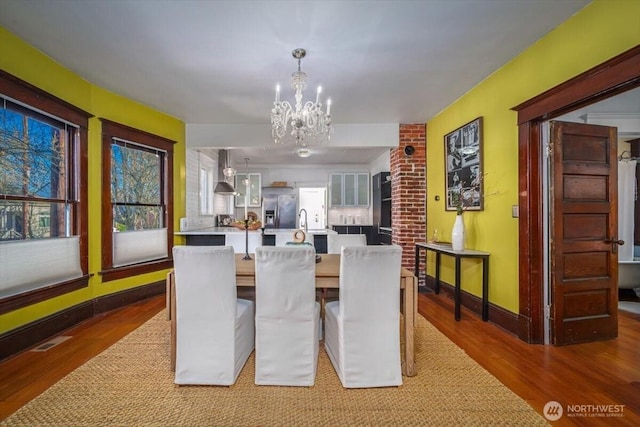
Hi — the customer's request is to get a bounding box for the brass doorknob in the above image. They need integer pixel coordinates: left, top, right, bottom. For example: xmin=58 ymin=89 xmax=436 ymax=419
xmin=604 ymin=239 xmax=624 ymax=245
xmin=604 ymin=238 xmax=624 ymax=254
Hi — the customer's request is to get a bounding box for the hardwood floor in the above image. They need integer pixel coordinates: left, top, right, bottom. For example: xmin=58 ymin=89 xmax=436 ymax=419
xmin=0 ymin=291 xmax=638 ymax=426
xmin=420 ymin=292 xmax=640 ymax=427
xmin=0 ymin=296 xmax=166 ymax=420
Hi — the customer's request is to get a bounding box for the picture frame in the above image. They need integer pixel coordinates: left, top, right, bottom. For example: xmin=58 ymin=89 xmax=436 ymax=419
xmin=444 ymin=117 xmax=483 ymax=211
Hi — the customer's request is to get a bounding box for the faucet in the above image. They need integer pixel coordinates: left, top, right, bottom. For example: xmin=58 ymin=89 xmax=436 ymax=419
xmin=299 ymin=208 xmax=308 ymax=234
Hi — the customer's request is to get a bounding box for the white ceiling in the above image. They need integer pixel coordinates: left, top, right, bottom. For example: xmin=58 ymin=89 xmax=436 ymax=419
xmin=228 ymin=144 xmax=391 ymax=167
xmin=0 ymin=0 xmax=591 ymax=165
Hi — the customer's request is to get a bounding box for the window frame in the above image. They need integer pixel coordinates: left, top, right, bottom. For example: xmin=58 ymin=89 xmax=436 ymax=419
xmin=0 ymin=70 xmax=91 ymax=315
xmin=100 ymin=119 xmax=174 ymax=282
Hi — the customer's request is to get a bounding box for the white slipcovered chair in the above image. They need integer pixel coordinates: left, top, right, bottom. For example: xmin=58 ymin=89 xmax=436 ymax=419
xmin=326 ymin=233 xmax=367 ymax=254
xmin=172 ymin=245 xmax=254 ymax=386
xmin=324 ymin=245 xmax=403 ymax=388
xmin=323 ymin=233 xmax=368 ymax=306
xmin=254 ymin=246 xmax=320 ymax=386
xmin=225 ymin=232 xmax=262 ymax=254
xmin=275 ymin=231 xmax=314 ymax=247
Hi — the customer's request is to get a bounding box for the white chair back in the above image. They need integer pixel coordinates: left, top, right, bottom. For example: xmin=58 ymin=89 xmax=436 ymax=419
xmin=254 ymin=246 xmax=320 ymax=386
xmin=339 ymin=245 xmax=401 ymax=320
xmin=324 ymin=244 xmax=403 ymax=388
xmin=326 ymin=233 xmax=367 ymax=254
xmin=172 ymin=245 xmax=254 ymax=385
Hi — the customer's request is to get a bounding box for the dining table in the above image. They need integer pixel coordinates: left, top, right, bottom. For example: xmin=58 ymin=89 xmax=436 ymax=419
xmin=167 ymin=253 xmax=417 ymax=377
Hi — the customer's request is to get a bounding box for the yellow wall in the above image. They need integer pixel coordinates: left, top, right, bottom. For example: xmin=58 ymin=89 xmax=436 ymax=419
xmin=1 ymin=0 xmax=639 ymax=331
xmin=0 ymin=27 xmax=186 ymax=333
xmin=426 ymin=0 xmax=640 ymax=312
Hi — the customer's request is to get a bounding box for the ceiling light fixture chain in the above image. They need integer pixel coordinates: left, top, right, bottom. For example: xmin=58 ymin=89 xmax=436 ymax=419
xmin=271 ymin=48 xmax=333 ymax=147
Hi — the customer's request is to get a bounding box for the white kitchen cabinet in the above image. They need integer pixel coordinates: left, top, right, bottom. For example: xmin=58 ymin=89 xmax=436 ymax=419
xmin=356 ymin=173 xmax=369 ymax=206
xmin=343 ymin=173 xmax=356 ymax=205
xmin=235 ymin=173 xmax=261 ymax=207
xmin=330 ymin=173 xmax=369 ymax=207
xmin=330 ymin=173 xmax=344 ymax=206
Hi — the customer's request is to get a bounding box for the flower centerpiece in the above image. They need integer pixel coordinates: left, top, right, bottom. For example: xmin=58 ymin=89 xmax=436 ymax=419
xmin=232 ymin=219 xmax=262 ymax=230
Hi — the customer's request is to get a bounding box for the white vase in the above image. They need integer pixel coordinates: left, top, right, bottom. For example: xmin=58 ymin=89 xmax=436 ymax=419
xmin=451 ymin=214 xmax=465 ymax=251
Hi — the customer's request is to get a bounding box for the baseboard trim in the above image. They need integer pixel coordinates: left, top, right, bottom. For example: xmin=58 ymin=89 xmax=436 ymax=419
xmin=0 ymin=281 xmax=165 ymax=361
xmin=94 ymin=281 xmax=165 ymax=314
xmin=424 ymin=276 xmax=519 ymax=336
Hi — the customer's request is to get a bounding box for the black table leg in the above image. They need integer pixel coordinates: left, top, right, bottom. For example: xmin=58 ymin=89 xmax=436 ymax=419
xmin=455 ymin=255 xmax=461 ymax=321
xmin=435 ymin=252 xmax=441 ymax=294
xmin=482 ymin=257 xmax=489 ymax=321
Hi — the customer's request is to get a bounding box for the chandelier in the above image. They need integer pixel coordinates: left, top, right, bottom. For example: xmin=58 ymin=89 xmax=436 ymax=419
xmin=271 ymin=48 xmax=333 ymax=147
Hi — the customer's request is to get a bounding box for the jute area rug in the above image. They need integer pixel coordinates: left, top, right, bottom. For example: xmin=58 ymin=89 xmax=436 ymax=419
xmin=1 ymin=312 xmax=547 ymax=426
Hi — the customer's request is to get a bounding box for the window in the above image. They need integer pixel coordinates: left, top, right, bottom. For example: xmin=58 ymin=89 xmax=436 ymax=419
xmin=100 ymin=119 xmax=174 ymax=282
xmin=0 ymin=70 xmax=90 ymax=314
xmin=0 ymin=99 xmax=74 ymax=240
xmin=199 ymin=166 xmax=214 ymax=215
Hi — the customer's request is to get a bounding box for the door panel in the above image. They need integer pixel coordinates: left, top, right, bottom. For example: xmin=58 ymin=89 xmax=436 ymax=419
xmin=550 ymin=120 xmax=618 ymax=345
xmin=564 ymin=175 xmax=607 ymax=199
xmin=563 ymin=214 xmax=608 ymax=239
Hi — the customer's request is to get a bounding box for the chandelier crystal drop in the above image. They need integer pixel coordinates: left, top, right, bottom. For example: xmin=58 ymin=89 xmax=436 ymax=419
xmin=271 ymin=48 xmax=333 ymax=146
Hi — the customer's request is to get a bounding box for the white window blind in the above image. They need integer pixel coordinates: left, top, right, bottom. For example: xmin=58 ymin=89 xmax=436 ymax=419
xmin=113 ymin=228 xmax=168 ymax=267
xmin=0 ymin=237 xmax=82 ymax=298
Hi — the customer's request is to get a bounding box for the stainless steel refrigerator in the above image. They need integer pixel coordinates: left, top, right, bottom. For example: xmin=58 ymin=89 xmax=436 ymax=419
xmin=263 ymin=193 xmax=297 ymax=229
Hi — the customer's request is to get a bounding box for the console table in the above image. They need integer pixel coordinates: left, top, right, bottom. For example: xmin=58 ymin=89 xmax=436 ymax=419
xmin=415 ymin=242 xmax=490 ymax=321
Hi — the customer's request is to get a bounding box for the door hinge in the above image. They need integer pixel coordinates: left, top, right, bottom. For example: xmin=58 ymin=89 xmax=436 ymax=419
xmin=544 ymin=304 xmax=551 ymax=320
xmin=545 ymin=141 xmax=554 ymax=158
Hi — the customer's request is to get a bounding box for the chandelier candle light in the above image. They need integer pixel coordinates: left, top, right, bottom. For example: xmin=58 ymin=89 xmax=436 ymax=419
xmin=271 ymin=48 xmax=333 ymax=148
xmin=243 ymin=158 xmax=250 ymax=221
xmin=242 ymin=158 xmax=252 ymax=261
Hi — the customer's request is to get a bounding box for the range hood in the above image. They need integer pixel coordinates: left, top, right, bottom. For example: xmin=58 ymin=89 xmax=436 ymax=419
xmin=214 ymin=149 xmax=236 ymax=195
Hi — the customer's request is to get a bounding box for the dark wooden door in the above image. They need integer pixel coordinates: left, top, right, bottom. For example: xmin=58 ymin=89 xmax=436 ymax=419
xmin=550 ymin=120 xmax=619 ymax=345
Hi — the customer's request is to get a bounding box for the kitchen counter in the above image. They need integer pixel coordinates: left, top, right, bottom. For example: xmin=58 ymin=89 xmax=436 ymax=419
xmin=175 ymin=227 xmax=257 ymax=235
xmin=265 ymin=228 xmax=336 ymax=235
xmin=175 ymin=227 xmax=333 ymax=253
xmin=175 ymin=227 xmax=336 ymax=235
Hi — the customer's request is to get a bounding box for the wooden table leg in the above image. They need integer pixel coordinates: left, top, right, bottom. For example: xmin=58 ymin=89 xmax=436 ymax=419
xmin=166 ymin=272 xmax=171 ymax=321
xmin=169 ymin=271 xmax=176 ymax=372
xmin=402 ymin=275 xmax=417 ymax=377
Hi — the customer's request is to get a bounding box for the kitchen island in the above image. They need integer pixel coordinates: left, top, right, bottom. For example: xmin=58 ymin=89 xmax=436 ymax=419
xmin=175 ymin=227 xmax=336 ymax=253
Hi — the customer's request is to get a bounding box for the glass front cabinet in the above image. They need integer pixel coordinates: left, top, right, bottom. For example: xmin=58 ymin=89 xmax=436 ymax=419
xmin=330 ymin=173 xmax=369 ymax=207
xmin=235 ymin=173 xmax=261 ymax=207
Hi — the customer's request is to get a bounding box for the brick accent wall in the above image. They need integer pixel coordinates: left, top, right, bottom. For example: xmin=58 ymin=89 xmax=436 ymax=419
xmin=391 ymin=124 xmax=426 ymax=270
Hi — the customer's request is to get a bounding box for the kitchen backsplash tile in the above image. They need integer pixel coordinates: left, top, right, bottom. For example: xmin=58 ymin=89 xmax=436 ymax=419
xmin=328 ymin=207 xmax=371 ymax=225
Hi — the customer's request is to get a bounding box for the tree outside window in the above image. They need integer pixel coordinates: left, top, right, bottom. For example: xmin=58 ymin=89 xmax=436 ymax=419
xmin=111 ymin=141 xmax=163 ymax=232
xmin=0 ymin=100 xmax=74 ymax=241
